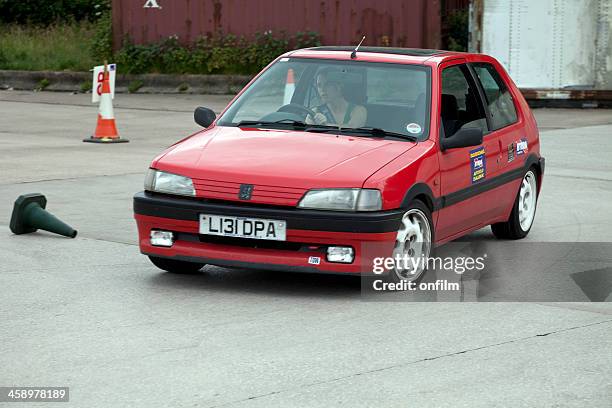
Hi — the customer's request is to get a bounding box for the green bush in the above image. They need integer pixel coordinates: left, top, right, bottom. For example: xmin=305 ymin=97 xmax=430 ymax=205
xmin=80 ymin=80 xmax=93 ymax=92
xmin=1 ymin=23 xmax=321 ymax=75
xmin=446 ymin=9 xmax=468 ymax=52
xmin=116 ymin=31 xmax=321 ymax=75
xmin=37 ymin=78 xmax=50 ymax=90
xmin=128 ymin=79 xmax=144 ymax=93
xmin=90 ymin=8 xmax=112 ymax=62
xmin=0 ymin=0 xmax=110 ymax=25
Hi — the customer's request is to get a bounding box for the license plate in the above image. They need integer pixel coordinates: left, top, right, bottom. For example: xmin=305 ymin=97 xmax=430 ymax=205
xmin=199 ymin=214 xmax=286 ymax=241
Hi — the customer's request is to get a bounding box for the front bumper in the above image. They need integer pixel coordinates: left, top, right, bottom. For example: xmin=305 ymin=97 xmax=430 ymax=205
xmin=134 ymin=191 xmax=402 ymax=274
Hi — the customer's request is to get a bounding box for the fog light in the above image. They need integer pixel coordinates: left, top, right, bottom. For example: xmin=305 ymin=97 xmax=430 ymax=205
xmin=150 ymin=230 xmax=174 ymax=247
xmin=326 ymin=246 xmax=354 ymax=263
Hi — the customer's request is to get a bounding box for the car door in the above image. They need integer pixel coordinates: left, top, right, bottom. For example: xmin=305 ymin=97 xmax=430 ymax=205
xmin=469 ymin=61 xmax=526 ymax=216
xmin=435 ymin=61 xmax=502 ymax=242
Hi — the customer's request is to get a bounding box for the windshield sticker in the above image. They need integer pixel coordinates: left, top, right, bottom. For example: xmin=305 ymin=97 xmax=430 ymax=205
xmin=516 ymin=138 xmax=528 ymax=155
xmin=508 ymin=142 xmax=515 ymax=162
xmin=406 ymin=123 xmax=422 ymax=134
xmin=470 ymin=146 xmax=486 ymax=184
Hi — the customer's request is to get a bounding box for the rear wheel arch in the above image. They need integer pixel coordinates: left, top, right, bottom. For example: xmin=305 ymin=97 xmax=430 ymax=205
xmin=534 ymin=160 xmax=544 ymax=195
xmin=492 ymin=167 xmax=539 ymax=240
xmin=523 ymin=153 xmax=544 ymax=195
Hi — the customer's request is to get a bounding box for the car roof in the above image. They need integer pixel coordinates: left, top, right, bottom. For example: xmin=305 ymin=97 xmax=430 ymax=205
xmin=307 ymin=46 xmax=447 ymax=57
xmin=287 ymin=46 xmax=464 ymax=65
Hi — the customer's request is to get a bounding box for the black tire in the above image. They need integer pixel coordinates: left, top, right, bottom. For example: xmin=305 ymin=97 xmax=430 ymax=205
xmin=387 ymin=200 xmax=435 ymax=284
xmin=491 ymin=168 xmax=538 ymax=240
xmin=148 ymin=256 xmax=205 ymax=274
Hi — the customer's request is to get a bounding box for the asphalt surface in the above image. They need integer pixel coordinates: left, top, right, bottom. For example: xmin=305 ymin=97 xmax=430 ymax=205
xmin=1 ymin=90 xmax=611 ymax=407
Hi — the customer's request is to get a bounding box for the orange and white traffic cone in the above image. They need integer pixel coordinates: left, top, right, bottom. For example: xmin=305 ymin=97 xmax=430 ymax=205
xmin=84 ymin=62 xmax=128 ymax=143
xmin=283 ymin=68 xmax=295 ymax=105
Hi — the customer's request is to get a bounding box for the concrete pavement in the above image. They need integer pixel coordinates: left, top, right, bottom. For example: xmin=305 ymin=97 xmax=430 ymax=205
xmin=0 ymin=90 xmax=611 ymax=407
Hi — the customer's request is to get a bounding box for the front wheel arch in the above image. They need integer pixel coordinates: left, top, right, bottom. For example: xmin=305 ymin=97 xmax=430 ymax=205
xmin=400 ymin=182 xmax=436 ymax=213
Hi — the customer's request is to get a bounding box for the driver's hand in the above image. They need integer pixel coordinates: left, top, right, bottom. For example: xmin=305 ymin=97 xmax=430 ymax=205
xmin=312 ymin=112 xmax=327 ymax=125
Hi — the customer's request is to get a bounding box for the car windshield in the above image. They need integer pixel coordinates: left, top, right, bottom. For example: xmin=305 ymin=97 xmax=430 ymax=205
xmin=217 ymin=57 xmax=431 ymax=140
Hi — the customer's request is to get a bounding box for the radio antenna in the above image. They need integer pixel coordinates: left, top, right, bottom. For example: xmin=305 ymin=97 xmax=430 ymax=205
xmin=350 ymin=36 xmax=366 ymax=59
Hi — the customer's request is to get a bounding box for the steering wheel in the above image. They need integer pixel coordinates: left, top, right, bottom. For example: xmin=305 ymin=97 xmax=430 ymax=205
xmin=277 ymin=104 xmax=316 ymax=120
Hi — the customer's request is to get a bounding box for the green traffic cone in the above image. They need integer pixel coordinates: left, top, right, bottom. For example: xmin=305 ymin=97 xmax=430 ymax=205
xmin=9 ymin=194 xmax=77 ymax=238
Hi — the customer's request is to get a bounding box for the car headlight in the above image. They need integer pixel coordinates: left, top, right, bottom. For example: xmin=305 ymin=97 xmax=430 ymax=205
xmin=297 ymin=189 xmax=382 ymax=211
xmin=144 ymin=169 xmax=195 ymax=196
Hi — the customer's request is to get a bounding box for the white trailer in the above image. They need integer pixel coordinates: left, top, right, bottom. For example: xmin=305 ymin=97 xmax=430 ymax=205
xmin=469 ymin=0 xmax=611 ymax=105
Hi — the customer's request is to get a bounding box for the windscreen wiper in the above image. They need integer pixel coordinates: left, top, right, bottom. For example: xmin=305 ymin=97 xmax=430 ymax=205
xmin=237 ymin=120 xmax=341 ymax=133
xmin=236 ymin=119 xmax=308 ymax=128
xmin=339 ymin=127 xmax=418 ymax=141
xmin=304 ymin=124 xmax=342 ymax=133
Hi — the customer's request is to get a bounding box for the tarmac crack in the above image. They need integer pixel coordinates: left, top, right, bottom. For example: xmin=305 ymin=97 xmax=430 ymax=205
xmin=78 ymin=236 xmax=138 ymax=246
xmin=206 ymin=318 xmax=612 ymax=408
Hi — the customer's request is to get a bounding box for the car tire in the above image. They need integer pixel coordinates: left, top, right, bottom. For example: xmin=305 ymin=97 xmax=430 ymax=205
xmin=148 ymin=256 xmax=205 ymax=274
xmin=388 ymin=200 xmax=435 ymax=283
xmin=492 ymin=168 xmax=538 ymax=240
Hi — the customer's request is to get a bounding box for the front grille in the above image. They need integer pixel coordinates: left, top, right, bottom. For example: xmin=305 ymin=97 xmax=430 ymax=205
xmin=192 ymin=178 xmax=306 ymax=206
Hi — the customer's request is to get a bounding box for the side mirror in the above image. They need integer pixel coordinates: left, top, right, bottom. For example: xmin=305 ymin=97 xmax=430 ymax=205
xmin=441 ymin=127 xmax=483 ymax=151
xmin=194 ymin=107 xmax=216 ymax=128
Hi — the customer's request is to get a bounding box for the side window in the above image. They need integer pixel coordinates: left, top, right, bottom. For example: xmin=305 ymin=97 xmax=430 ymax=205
xmin=440 ymin=64 xmax=488 ymax=138
xmin=472 ymin=63 xmax=518 ymax=130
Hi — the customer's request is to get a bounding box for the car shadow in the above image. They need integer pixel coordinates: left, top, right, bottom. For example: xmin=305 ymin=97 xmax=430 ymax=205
xmin=146 ymin=265 xmax=363 ymax=299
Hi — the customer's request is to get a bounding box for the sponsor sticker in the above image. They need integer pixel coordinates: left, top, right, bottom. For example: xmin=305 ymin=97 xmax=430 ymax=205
xmin=516 ymin=138 xmax=528 ymax=155
xmin=308 ymin=256 xmax=321 ymax=265
xmin=470 ymin=146 xmax=486 ymax=184
xmin=406 ymin=123 xmax=422 ymax=134
xmin=508 ymin=142 xmax=515 ymax=162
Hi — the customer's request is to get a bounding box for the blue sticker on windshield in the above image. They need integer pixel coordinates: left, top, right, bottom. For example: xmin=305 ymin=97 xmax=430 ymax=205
xmin=470 ymin=146 xmax=486 ymax=184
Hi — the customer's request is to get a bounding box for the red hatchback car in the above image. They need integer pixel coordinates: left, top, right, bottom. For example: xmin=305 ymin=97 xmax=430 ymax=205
xmin=134 ymin=46 xmax=544 ymax=282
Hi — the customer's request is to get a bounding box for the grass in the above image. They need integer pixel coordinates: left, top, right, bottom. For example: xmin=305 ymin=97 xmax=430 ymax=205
xmin=36 ymin=78 xmax=50 ymax=90
xmin=128 ymin=79 xmax=143 ymax=93
xmin=0 ymin=23 xmax=96 ymax=71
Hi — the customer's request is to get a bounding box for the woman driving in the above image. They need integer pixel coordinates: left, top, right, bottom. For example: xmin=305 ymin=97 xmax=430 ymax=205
xmin=306 ymin=68 xmax=367 ymax=127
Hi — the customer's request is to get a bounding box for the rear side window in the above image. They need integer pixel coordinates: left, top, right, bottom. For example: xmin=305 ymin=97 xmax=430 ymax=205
xmin=472 ymin=63 xmax=518 ymax=130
